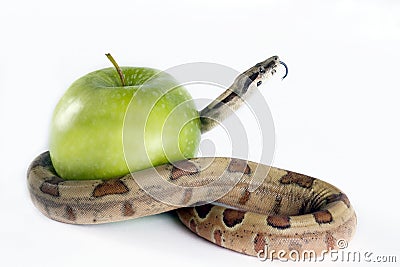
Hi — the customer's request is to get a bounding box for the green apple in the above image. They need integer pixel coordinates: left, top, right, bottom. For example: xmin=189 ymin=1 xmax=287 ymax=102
xmin=50 ymin=55 xmax=201 ymax=180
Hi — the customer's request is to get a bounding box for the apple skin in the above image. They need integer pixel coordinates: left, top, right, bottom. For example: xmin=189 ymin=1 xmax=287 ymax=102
xmin=50 ymin=67 xmax=200 ymax=180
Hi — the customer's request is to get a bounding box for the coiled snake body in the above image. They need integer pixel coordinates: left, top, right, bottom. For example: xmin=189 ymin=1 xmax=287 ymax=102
xmin=27 ymin=56 xmax=356 ymax=259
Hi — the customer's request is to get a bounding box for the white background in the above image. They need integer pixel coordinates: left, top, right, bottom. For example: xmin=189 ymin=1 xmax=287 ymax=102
xmin=1 ymin=0 xmax=399 ymax=266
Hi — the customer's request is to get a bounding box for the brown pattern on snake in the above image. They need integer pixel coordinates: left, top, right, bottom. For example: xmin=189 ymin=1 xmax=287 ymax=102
xmin=195 ymin=204 xmax=213 ymax=219
xmin=221 ymin=72 xmax=264 ymax=114
xmin=170 ymin=160 xmax=198 ymax=180
xmin=253 ymin=233 xmax=266 ymax=254
xmin=222 ymin=91 xmax=239 ymax=104
xmin=325 ymin=231 xmax=336 ymax=250
xmin=213 ymin=229 xmax=223 ymax=246
xmin=267 ymin=215 xmax=291 ymax=229
xmin=298 ymin=201 xmax=309 ymax=215
xmin=279 ymin=171 xmax=315 ymax=188
xmin=239 ymin=189 xmax=251 ymax=205
xmin=28 ymin=151 xmax=53 ymax=173
xmin=122 ymin=201 xmax=135 ymax=217
xmin=65 ymin=205 xmax=76 ymax=221
xmin=227 ymin=159 xmax=251 ymax=174
xmin=313 ymin=210 xmax=333 ymax=224
xmin=189 ymin=219 xmax=197 ymax=232
xmin=272 ymin=195 xmax=283 ymax=215
xmin=245 ymin=72 xmax=260 ymax=90
xmin=92 ymin=179 xmax=129 ymax=197
xmin=326 ymin=193 xmax=350 ymax=208
xmin=181 ymin=188 xmax=193 ymax=205
xmin=40 ymin=176 xmax=64 ymax=197
xmin=222 ymin=209 xmax=245 ymax=227
xmin=210 ymin=91 xmax=238 ymax=111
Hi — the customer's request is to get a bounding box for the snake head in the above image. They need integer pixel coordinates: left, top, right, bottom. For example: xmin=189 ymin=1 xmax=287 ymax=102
xmin=253 ymin=56 xmax=288 ymax=87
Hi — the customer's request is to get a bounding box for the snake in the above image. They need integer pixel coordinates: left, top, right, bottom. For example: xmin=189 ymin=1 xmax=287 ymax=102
xmin=27 ymin=56 xmax=356 ymax=259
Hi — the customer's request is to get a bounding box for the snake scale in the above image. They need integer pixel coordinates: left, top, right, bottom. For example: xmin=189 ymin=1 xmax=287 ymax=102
xmin=27 ymin=56 xmax=356 ymax=259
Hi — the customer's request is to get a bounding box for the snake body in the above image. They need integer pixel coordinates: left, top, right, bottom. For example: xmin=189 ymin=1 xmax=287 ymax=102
xmin=27 ymin=56 xmax=356 ymax=258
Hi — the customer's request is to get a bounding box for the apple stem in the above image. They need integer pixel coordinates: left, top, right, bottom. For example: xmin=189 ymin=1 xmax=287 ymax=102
xmin=105 ymin=53 xmax=126 ymax=86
